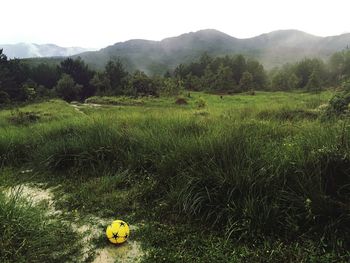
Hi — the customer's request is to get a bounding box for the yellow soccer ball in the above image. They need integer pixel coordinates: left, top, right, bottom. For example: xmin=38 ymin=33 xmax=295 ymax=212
xmin=106 ymin=220 xmax=130 ymax=244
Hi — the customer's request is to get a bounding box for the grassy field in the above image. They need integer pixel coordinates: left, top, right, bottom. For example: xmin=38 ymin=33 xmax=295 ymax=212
xmin=1 ymin=90 xmax=349 ymax=262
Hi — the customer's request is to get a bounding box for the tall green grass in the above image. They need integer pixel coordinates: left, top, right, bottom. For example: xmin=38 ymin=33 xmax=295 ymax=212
xmin=0 ymin=91 xmax=349 ymax=253
xmin=0 ymin=189 xmax=82 ymax=262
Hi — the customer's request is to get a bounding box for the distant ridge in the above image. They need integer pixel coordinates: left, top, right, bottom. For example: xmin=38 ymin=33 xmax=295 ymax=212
xmin=5 ymin=29 xmax=350 ymax=74
xmin=0 ymin=43 xmax=94 ymax=59
xmin=76 ymin=29 xmax=350 ymax=74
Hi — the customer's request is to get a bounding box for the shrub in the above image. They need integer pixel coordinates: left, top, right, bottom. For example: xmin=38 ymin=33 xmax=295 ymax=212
xmin=195 ymin=97 xmax=206 ymax=108
xmin=326 ymin=81 xmax=350 ymax=116
xmin=8 ymin=110 xmax=41 ymax=125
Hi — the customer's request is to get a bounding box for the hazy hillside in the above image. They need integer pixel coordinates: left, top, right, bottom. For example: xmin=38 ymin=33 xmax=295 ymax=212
xmin=12 ymin=29 xmax=350 ymax=75
xmin=0 ymin=43 xmax=93 ymax=59
xmin=76 ymin=29 xmax=350 ymax=74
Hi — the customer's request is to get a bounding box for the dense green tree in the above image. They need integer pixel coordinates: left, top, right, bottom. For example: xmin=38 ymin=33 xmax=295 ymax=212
xmin=29 ymin=63 xmax=60 ymax=89
xmin=328 ymin=50 xmax=350 ymax=84
xmin=270 ymin=65 xmax=299 ymax=91
xmin=104 ymin=59 xmax=129 ymax=95
xmin=294 ymin=58 xmax=327 ymax=89
xmin=231 ymin=55 xmax=246 ymax=84
xmin=0 ymin=50 xmax=12 ymax=98
xmin=246 ymin=59 xmax=267 ymax=89
xmin=174 ymin=53 xmax=266 ymax=93
xmin=59 ymin=58 xmax=94 ymax=99
xmin=54 ymin=74 xmax=82 ymax=102
xmin=0 ymin=50 xmax=29 ymax=101
xmin=160 ymin=78 xmax=183 ymax=96
xmin=0 ymin=90 xmax=10 ymax=104
xmin=90 ymin=72 xmax=112 ymax=95
xmin=213 ymin=64 xmax=236 ymax=92
xmin=306 ymin=69 xmax=322 ymax=92
xmin=129 ymin=71 xmax=158 ymax=96
xmin=239 ymin=71 xmax=254 ymax=91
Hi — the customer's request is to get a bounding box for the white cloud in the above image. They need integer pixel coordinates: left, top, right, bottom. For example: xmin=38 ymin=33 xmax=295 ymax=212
xmin=1 ymin=0 xmax=349 ymax=48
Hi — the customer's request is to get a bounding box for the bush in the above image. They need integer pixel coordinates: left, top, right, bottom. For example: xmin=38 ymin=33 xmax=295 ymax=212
xmin=195 ymin=97 xmax=206 ymax=108
xmin=325 ymin=81 xmax=350 ymax=116
xmin=8 ymin=110 xmax=41 ymax=125
xmin=85 ymin=96 xmax=145 ymax=106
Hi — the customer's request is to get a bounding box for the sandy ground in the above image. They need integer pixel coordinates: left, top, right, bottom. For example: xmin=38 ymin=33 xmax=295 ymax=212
xmin=4 ymin=183 xmax=144 ymax=263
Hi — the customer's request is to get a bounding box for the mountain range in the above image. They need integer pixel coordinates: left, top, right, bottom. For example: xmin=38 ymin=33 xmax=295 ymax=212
xmin=0 ymin=43 xmax=93 ymax=59
xmin=2 ymin=29 xmax=350 ymax=74
xmin=75 ymin=29 xmax=350 ymax=73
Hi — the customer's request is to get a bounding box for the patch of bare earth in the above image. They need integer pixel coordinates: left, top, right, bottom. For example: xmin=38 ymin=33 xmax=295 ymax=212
xmin=4 ymin=183 xmax=144 ymax=263
xmin=93 ymin=224 xmax=144 ymax=263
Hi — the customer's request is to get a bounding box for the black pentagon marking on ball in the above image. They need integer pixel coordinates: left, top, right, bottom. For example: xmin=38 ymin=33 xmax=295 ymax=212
xmin=119 ymin=222 xmax=125 ymax=227
xmin=112 ymin=232 xmax=119 ymax=239
xmin=125 ymin=234 xmax=128 ymax=238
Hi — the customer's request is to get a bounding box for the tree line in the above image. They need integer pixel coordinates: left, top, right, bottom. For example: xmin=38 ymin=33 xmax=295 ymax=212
xmin=1 ymin=48 xmax=350 ymax=104
xmin=175 ymin=50 xmax=350 ymax=93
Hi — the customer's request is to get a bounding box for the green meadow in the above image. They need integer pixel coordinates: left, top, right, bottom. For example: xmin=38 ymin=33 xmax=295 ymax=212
xmin=1 ymin=91 xmax=349 ymax=262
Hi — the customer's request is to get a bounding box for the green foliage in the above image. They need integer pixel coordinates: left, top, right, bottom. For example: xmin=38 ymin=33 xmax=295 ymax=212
xmin=329 ymin=49 xmax=350 ymax=84
xmin=270 ymin=65 xmax=299 ymax=91
xmin=0 ymin=50 xmax=29 ymax=102
xmin=59 ymin=57 xmax=94 ymax=99
xmin=29 ymin=63 xmax=60 ymax=89
xmin=104 ymin=59 xmax=129 ymax=95
xmin=239 ymin=71 xmax=254 ymax=91
xmin=195 ymin=97 xmax=206 ymax=108
xmin=295 ymin=58 xmax=327 ymax=88
xmin=160 ymin=78 xmax=183 ymax=97
xmin=326 ymin=80 xmax=350 ymax=116
xmin=306 ymin=69 xmax=322 ymax=92
xmin=8 ymin=109 xmax=41 ymax=125
xmin=21 ymin=81 xmax=38 ymax=101
xmin=175 ymin=54 xmax=267 ymax=93
xmin=0 ymin=91 xmax=10 ymax=105
xmin=90 ymin=71 xmax=111 ymax=95
xmin=270 ymin=58 xmax=328 ymax=91
xmin=3 ymin=47 xmax=350 ymax=104
xmin=54 ymin=74 xmax=82 ymax=102
xmin=129 ymin=70 xmax=159 ymax=96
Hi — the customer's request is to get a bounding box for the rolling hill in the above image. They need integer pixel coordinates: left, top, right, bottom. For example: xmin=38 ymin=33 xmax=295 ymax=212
xmin=5 ymin=29 xmax=350 ymax=74
xmin=77 ymin=29 xmax=350 ymax=74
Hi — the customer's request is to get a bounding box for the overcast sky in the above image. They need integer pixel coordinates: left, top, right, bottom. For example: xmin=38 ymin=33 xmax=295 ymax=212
xmin=1 ymin=0 xmax=349 ymax=48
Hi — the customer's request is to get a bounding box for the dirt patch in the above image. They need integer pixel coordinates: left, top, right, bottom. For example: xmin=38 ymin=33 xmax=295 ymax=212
xmin=93 ymin=241 xmax=144 ymax=263
xmin=71 ymin=104 xmax=86 ymax=114
xmin=6 ymin=183 xmax=60 ymax=215
xmin=86 ymin=103 xmax=102 ymax=107
xmin=91 ymin=223 xmax=144 ymax=263
xmin=4 ymin=183 xmax=144 ymax=263
xmin=175 ymin=97 xmax=188 ymax=105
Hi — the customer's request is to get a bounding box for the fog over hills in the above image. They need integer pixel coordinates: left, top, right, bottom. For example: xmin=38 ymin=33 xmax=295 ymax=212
xmin=77 ymin=29 xmax=350 ymax=74
xmin=0 ymin=43 xmax=93 ymax=59
xmin=3 ymin=29 xmax=350 ymax=74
